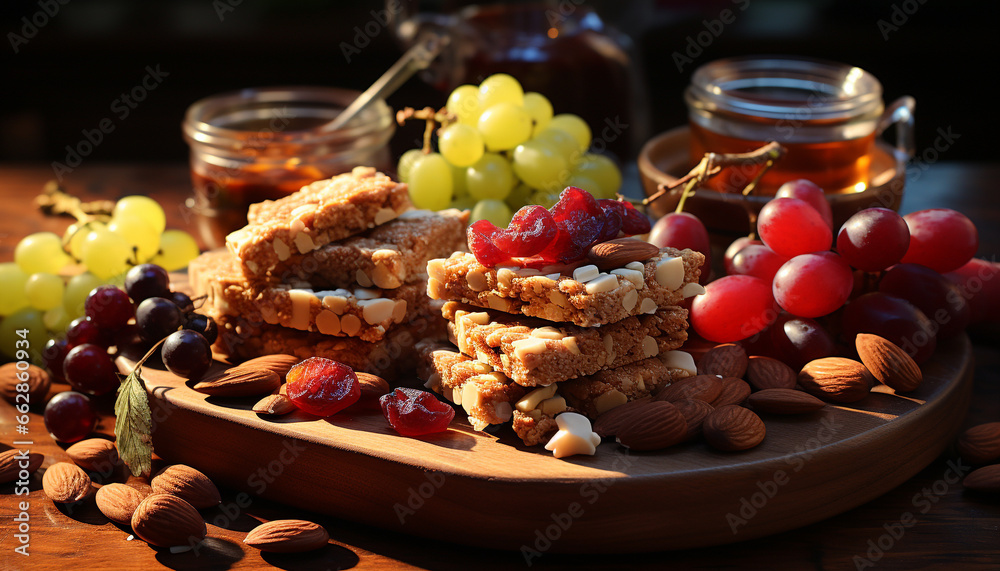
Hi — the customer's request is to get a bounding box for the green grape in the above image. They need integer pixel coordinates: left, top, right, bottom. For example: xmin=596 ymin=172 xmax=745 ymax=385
xmin=396 ymin=148 xmax=425 ymax=183
xmin=533 ymin=128 xmax=582 ymax=162
xmin=477 ymin=103 xmax=532 ymax=151
xmin=25 ymin=272 xmax=65 ymax=311
xmin=451 ymin=196 xmax=478 ymax=212
xmin=64 ymin=220 xmax=104 ymax=261
xmin=471 ymin=199 xmax=514 ymax=228
xmin=479 ymin=73 xmax=524 ymax=109
xmin=564 ymin=174 xmax=601 ymax=198
xmin=151 ymin=230 xmax=201 ymax=272
xmin=512 ymin=140 xmax=569 ymax=191
xmin=113 ymin=195 xmax=166 ymax=235
xmin=548 ymin=114 xmax=592 ymax=152
xmin=505 ymin=183 xmax=535 ymax=211
xmin=0 ymin=309 xmax=47 ymax=364
xmin=81 ymin=227 xmax=132 ymax=280
xmin=523 ymin=92 xmax=553 ymax=134
xmin=446 ymin=84 xmax=482 ymax=126
xmin=108 ymin=215 xmax=161 ymax=263
xmin=407 ymin=153 xmax=453 ymax=211
xmin=528 ymin=190 xmax=560 ymax=209
xmin=15 ymin=232 xmax=72 ymax=275
xmin=451 ymin=164 xmax=469 ymax=199
xmin=439 ymin=123 xmax=485 ymax=168
xmin=63 ymin=272 xmax=103 ymax=318
xmin=467 ymin=153 xmax=515 ymax=201
xmin=573 ymin=153 xmax=622 ymax=198
xmin=0 ymin=263 xmax=30 ymax=316
xmin=44 ymin=305 xmax=72 ymax=332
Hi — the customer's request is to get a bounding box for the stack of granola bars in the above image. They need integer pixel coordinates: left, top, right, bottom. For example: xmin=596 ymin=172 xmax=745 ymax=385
xmin=416 ymin=244 xmax=706 ymax=446
xmin=189 ymin=167 xmax=466 ymax=380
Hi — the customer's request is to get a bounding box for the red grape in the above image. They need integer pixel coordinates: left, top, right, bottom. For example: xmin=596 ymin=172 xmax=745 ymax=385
xmin=85 ymin=285 xmax=134 ymax=330
xmin=900 ymin=209 xmax=978 ymax=273
xmin=945 ymin=258 xmax=1000 ymax=324
xmin=691 ymin=275 xmax=778 ymax=342
xmin=772 ymin=252 xmax=853 ymax=318
xmin=648 ymin=212 xmax=712 ymax=284
xmin=730 ymin=244 xmax=788 ymax=283
xmin=879 ymin=263 xmax=970 ymax=338
xmin=162 ymin=330 xmax=212 ymax=380
xmin=842 ymin=292 xmax=937 ymax=364
xmin=44 ymin=391 xmax=97 ymax=443
xmin=63 ymin=343 xmax=120 ymax=395
xmin=380 ymin=387 xmax=455 ymax=436
xmin=769 ymin=314 xmax=837 ymax=371
xmin=724 ymin=237 xmax=761 ymax=275
xmin=836 ymin=207 xmax=910 ymax=271
xmin=757 ymin=197 xmax=832 ymax=258
xmin=42 ymin=338 xmax=70 ymax=382
xmin=66 ymin=316 xmax=110 ymax=348
xmin=776 ymin=179 xmax=833 ymax=228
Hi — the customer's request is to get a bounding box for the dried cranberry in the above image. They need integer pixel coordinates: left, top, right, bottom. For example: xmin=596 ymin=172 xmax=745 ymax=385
xmin=494 ymin=205 xmax=557 ymax=257
xmin=467 ymin=219 xmax=510 ymax=267
xmin=285 ymin=357 xmax=360 ymax=417
xmin=380 ymin=387 xmax=455 ymax=436
xmin=536 ymin=187 xmax=606 ymax=263
xmin=621 ymin=202 xmax=652 ymax=235
xmin=597 ymin=199 xmax=626 ymax=242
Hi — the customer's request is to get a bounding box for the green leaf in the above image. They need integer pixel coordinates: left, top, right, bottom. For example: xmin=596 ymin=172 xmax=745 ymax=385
xmin=114 ymin=363 xmax=153 ymax=478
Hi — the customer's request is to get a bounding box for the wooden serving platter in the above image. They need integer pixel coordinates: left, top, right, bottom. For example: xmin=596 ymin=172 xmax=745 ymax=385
xmin=117 ymin=335 xmax=973 ymax=553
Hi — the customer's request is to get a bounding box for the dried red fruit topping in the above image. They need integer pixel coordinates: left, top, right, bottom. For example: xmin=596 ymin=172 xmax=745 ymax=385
xmin=535 ymin=187 xmax=606 ymax=263
xmin=494 ymin=205 xmax=557 ymax=257
xmin=467 ymin=219 xmax=510 ymax=267
xmin=597 ymin=199 xmax=626 ymax=242
xmin=285 ymin=357 xmax=360 ymax=417
xmin=380 ymin=387 xmax=455 ymax=436
xmin=621 ymin=201 xmax=652 ymax=235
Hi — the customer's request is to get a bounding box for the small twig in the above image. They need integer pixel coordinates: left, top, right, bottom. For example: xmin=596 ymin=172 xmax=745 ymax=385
xmin=396 ymin=106 xmax=455 ymax=154
xmin=35 ymin=180 xmax=115 ymax=221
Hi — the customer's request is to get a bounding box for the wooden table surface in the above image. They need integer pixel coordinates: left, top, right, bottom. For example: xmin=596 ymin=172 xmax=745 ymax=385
xmin=1 ymin=162 xmax=998 ymax=570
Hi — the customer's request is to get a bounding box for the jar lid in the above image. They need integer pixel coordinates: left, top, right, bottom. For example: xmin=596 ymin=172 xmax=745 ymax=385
xmin=685 ymin=56 xmax=883 ymax=122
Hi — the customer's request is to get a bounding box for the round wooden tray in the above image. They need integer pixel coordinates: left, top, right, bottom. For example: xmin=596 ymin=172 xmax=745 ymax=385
xmin=117 ymin=334 xmax=972 ymax=553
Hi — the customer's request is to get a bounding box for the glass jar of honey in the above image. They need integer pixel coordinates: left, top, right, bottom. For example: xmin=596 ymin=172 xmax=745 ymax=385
xmin=182 ymin=86 xmax=394 ymax=248
xmin=685 ymin=56 xmax=912 ymax=195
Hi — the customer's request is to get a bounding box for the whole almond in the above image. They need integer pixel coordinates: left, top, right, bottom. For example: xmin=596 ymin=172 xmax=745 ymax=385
xmin=745 ymin=356 xmax=797 ymax=390
xmin=66 ymin=438 xmax=119 ymax=472
xmin=956 ymin=422 xmax=1000 ymax=464
xmin=963 ymin=464 xmax=1000 ymax=493
xmin=747 ymin=388 xmax=826 ymax=415
xmin=193 ymin=368 xmax=280 ymax=397
xmin=151 ymin=464 xmax=221 ymax=509
xmin=0 ymin=362 xmax=50 ymax=405
xmin=0 ymin=449 xmax=44 ymax=484
xmin=656 ymin=375 xmax=723 ymax=404
xmin=703 ymin=405 xmax=766 ymax=451
xmin=698 ymin=344 xmax=749 ymax=378
xmin=855 ymin=334 xmax=922 ymax=392
xmin=672 ymin=398 xmax=714 ymax=441
xmin=42 ymin=462 xmax=92 ymax=503
xmin=238 ymin=354 xmax=301 ymax=379
xmin=586 ymin=238 xmax=660 ymax=271
xmin=355 ymin=372 xmax=390 ymax=410
xmin=593 ymin=397 xmax=653 ymax=438
xmin=615 ymin=401 xmax=688 ymax=451
xmin=244 ymin=519 xmax=330 ymax=553
xmin=132 ymin=493 xmax=207 ymax=547
xmin=253 ymin=393 xmax=296 ymax=416
xmin=798 ymin=358 xmax=874 ymax=403
xmin=96 ymin=483 xmax=147 ymax=525
xmin=710 ymin=378 xmax=751 ymax=408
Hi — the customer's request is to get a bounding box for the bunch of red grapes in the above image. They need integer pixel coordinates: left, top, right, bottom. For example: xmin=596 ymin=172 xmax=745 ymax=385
xmin=650 ymin=179 xmax=998 ymax=369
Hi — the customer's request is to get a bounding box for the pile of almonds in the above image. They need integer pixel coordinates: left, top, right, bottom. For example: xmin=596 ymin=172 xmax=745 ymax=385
xmin=956 ymin=422 xmax=1000 ymax=494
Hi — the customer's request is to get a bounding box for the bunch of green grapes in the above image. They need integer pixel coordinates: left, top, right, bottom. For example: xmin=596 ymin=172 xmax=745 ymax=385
xmin=0 ymin=195 xmax=200 ymax=362
xmin=397 ymin=74 xmax=623 ymax=227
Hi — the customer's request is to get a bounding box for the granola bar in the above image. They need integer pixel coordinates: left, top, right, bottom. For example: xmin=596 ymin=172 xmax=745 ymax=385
xmin=252 ymin=208 xmax=468 ymax=289
xmin=227 ymin=167 xmax=412 ymax=280
xmin=426 ymin=247 xmax=705 ymax=327
xmin=442 ymin=300 xmax=688 ymax=386
xmin=190 ymin=249 xmax=434 ymax=343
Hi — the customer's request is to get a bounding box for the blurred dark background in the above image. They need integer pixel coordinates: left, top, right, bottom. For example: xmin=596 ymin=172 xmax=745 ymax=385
xmin=1 ymin=0 xmax=995 ymax=167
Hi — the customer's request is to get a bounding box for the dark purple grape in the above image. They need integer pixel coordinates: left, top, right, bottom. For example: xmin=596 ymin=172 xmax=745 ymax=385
xmin=124 ymin=263 xmax=170 ymax=303
xmin=43 ymin=338 xmax=70 ymax=382
xmin=162 ymin=330 xmax=212 ymax=380
xmin=66 ymin=317 xmax=111 ymax=348
xmin=170 ymin=291 xmax=194 ymax=313
xmin=135 ymin=297 xmax=184 ymax=344
xmin=842 ymin=292 xmax=937 ymax=364
xmin=63 ymin=343 xmax=120 ymax=396
xmin=184 ymin=313 xmax=218 ymax=345
xmin=879 ymin=263 xmax=970 ymax=338
xmin=44 ymin=391 xmax=97 ymax=443
xmin=84 ymin=285 xmax=134 ymax=331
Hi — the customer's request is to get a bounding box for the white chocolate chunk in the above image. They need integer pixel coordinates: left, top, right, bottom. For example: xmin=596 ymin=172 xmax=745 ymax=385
xmin=464 ymin=311 xmax=490 ymax=325
xmin=548 ymin=290 xmax=569 ymax=308
xmin=622 ymin=289 xmax=638 ymax=311
xmin=516 ymin=384 xmax=558 ymax=412
xmin=545 ymin=273 xmax=561 ymax=280
xmin=353 ymin=288 xmax=379 ymax=300
xmin=373 ymin=264 xmax=401 ymax=290
xmin=625 ymin=261 xmax=645 ymax=272
xmin=427 ymin=277 xmax=447 ymax=299
xmin=662 ymin=350 xmax=697 ymax=376
xmin=287 ymin=289 xmax=314 ymax=331
xmin=392 ymin=299 xmax=407 ymax=323
xmin=497 ymin=268 xmax=515 ymax=289
xmin=461 ymin=383 xmax=483 ymax=415
xmin=611 ymin=268 xmax=644 ymax=289
xmin=594 ymin=390 xmax=628 ymax=415
xmin=513 ymin=267 xmax=543 ymax=277
xmin=573 ymin=264 xmax=600 ymax=283
xmin=322 ymin=295 xmax=348 ymax=314
xmin=355 ymin=269 xmax=374 ymax=288
xmin=655 ymin=256 xmax=685 ymax=290
xmin=640 ymin=297 xmax=658 ymax=314
xmin=539 ymin=396 xmax=567 ymax=416
xmin=486 ymin=293 xmax=511 ymax=311
xmin=360 ymin=298 xmax=395 ymax=325
xmin=585 ymin=274 xmax=618 ymax=294
xmin=642 ymin=335 xmax=659 ymax=358
xmin=682 ymin=282 xmax=707 ymax=298
xmin=544 ymin=412 xmax=600 ymax=459
xmin=398 ymin=209 xmax=434 ymax=219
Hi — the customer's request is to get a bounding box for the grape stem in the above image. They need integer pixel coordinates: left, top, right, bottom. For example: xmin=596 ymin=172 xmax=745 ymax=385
xmin=644 ymin=141 xmax=787 ymax=210
xmin=396 ymin=106 xmax=456 ymax=154
xmin=35 ymin=180 xmax=115 ymax=221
